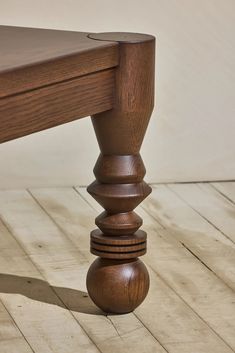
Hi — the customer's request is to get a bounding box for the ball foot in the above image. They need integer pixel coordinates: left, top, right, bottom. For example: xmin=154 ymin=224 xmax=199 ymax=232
xmin=86 ymin=257 xmax=149 ymax=314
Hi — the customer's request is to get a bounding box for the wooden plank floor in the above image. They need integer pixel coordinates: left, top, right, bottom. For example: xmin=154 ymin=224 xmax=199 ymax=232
xmin=0 ymin=182 xmax=234 ymax=353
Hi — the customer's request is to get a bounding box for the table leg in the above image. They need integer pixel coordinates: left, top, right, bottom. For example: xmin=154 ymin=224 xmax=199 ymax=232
xmin=87 ymin=32 xmax=155 ymax=313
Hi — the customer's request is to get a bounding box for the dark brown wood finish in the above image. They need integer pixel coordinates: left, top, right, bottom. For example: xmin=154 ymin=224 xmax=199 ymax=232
xmin=0 ymin=27 xmax=155 ymax=314
xmin=87 ymin=32 xmax=155 ymax=313
xmin=0 ymin=69 xmax=115 ymax=143
xmin=0 ymin=26 xmax=118 ymax=97
xmin=87 ymin=258 xmax=150 ymax=314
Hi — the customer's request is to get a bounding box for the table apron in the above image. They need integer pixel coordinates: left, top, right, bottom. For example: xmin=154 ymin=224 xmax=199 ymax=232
xmin=0 ymin=68 xmax=115 ymax=143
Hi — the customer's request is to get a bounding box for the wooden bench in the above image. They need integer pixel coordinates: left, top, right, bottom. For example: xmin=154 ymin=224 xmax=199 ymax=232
xmin=0 ymin=25 xmax=155 ymax=314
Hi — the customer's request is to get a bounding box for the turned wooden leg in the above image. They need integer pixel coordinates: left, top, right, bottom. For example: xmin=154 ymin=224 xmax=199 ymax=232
xmin=87 ymin=32 xmax=155 ymax=314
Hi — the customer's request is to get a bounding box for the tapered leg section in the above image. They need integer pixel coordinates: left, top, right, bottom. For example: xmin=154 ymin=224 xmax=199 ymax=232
xmin=87 ymin=32 xmax=155 ymax=313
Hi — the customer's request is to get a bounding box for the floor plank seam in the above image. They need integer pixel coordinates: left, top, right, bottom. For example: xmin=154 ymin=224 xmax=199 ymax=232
xmin=0 ymin=297 xmax=36 ymax=353
xmin=1 ymin=184 xmax=234 ymax=353
xmin=132 ymin=312 xmax=170 ymax=353
xmin=210 ymin=183 xmax=235 ymax=205
xmin=73 ymin=186 xmax=98 ymax=212
xmin=0 ymin=207 xmax=103 ymax=353
xmin=147 ymin=263 xmax=235 ymax=353
xmin=29 ymin=187 xmax=172 ymax=350
xmin=179 ymin=240 xmax=235 ymax=293
xmin=27 ymin=187 xmax=171 ymax=350
xmin=27 ymin=188 xmax=88 ymax=261
xmin=167 ymin=184 xmax=235 ymax=245
xmin=78 ymin=184 xmax=235 ymax=349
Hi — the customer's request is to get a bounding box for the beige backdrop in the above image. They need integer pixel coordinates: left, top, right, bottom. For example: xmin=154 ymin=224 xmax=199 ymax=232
xmin=0 ymin=0 xmax=235 ymax=188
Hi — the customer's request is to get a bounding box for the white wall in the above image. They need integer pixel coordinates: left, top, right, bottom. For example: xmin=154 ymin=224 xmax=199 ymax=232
xmin=0 ymin=0 xmax=235 ymax=188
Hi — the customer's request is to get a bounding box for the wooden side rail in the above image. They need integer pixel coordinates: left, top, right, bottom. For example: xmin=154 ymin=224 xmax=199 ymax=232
xmin=0 ymin=26 xmax=155 ymax=314
xmin=0 ymin=69 xmax=115 ymax=143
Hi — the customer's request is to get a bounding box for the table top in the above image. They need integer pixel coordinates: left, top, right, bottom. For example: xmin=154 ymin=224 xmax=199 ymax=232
xmin=0 ymin=26 xmax=118 ymax=97
xmin=0 ymin=26 xmax=117 ymax=73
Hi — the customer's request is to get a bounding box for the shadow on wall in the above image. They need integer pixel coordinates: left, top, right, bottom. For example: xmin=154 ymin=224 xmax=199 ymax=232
xmin=0 ymin=273 xmax=103 ymax=315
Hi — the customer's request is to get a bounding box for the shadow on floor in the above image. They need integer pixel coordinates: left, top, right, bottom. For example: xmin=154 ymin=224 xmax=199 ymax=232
xmin=0 ymin=273 xmax=103 ymax=315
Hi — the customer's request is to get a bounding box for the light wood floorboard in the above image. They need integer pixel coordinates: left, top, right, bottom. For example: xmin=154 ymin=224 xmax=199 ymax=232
xmin=0 ymin=182 xmax=234 ymax=353
xmin=79 ymin=184 xmax=235 ymax=351
xmin=0 ymin=190 xmax=166 ymax=353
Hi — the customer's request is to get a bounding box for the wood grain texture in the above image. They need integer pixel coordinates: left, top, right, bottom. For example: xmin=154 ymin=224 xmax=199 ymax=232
xmin=93 ymin=154 xmax=146 ymax=184
xmin=90 ymin=229 xmax=147 ymax=259
xmin=0 ymin=298 xmax=34 ymax=353
xmin=0 ymin=219 xmax=100 ymax=353
xmin=144 ymin=184 xmax=235 ymax=292
xmin=87 ymin=258 xmax=149 ymax=313
xmin=31 ymin=185 xmax=235 ymax=353
xmin=0 ymin=69 xmax=115 ymax=143
xmin=87 ymin=32 xmax=155 ymax=313
xmin=81 ymin=185 xmax=235 ymax=352
xmin=0 ymin=27 xmax=155 ymax=315
xmin=0 ymin=189 xmax=167 ymax=353
xmin=212 ymin=182 xmax=235 ymax=204
xmin=0 ymin=26 xmax=118 ymax=97
xmin=95 ymin=210 xmax=143 ymax=235
xmin=170 ymin=183 xmax=235 ymax=244
xmin=140 ymin=185 xmax=235 ymax=350
xmin=89 ymin=32 xmax=155 ymax=155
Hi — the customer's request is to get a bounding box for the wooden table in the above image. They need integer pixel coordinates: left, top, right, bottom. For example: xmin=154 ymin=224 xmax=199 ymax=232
xmin=0 ymin=26 xmax=155 ymax=314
